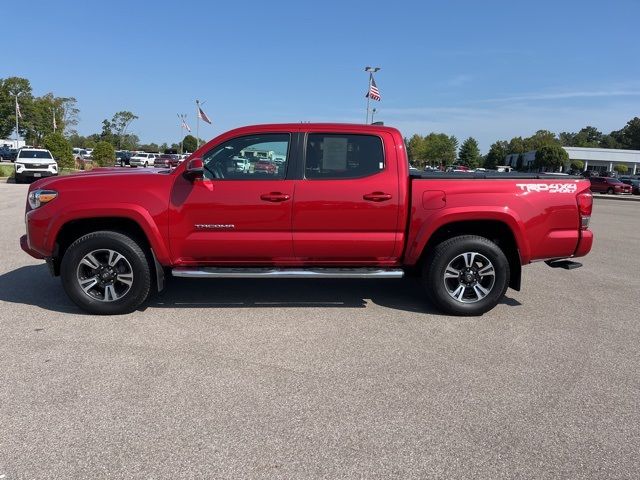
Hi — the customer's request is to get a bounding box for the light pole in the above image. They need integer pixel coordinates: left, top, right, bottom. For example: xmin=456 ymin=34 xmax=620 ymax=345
xmin=14 ymin=91 xmax=23 ymax=147
xmin=371 ymin=107 xmax=377 ymax=124
xmin=364 ymin=66 xmax=380 ymax=124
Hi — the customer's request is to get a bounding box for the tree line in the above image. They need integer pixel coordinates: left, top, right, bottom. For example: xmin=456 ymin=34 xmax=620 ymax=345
xmin=407 ymin=117 xmax=640 ymax=171
xmin=0 ymin=76 xmax=203 ymax=169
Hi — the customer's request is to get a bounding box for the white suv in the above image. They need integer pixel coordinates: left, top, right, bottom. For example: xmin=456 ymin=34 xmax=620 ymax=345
xmin=14 ymin=149 xmax=58 ymax=183
xmin=130 ymin=153 xmax=157 ymax=167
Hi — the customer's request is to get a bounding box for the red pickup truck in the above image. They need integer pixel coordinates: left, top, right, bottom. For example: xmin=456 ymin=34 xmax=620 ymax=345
xmin=20 ymin=123 xmax=593 ymax=316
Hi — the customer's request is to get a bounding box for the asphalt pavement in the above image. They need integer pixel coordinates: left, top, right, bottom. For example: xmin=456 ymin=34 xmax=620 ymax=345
xmin=0 ymin=183 xmax=638 ymax=479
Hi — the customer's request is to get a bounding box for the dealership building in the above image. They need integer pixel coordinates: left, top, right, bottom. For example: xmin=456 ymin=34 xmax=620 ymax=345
xmin=505 ymin=147 xmax=640 ymax=174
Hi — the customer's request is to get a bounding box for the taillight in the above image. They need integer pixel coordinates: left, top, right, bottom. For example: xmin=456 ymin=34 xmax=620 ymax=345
xmin=577 ymin=191 xmax=592 ymax=230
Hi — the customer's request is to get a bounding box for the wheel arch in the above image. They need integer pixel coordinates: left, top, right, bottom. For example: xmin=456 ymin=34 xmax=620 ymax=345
xmin=414 ymin=219 xmax=522 ymax=291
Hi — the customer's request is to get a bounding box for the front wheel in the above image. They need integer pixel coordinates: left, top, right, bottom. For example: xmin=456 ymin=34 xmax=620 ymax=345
xmin=607 ymin=188 xmax=614 ymax=195
xmin=422 ymin=235 xmax=510 ymax=316
xmin=60 ymin=231 xmax=152 ymax=315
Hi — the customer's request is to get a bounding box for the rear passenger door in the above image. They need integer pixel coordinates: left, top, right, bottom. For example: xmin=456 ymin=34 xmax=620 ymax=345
xmin=292 ymin=132 xmax=400 ymax=263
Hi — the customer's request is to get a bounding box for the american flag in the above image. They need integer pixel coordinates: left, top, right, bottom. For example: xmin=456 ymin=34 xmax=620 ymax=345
xmin=366 ymin=74 xmax=381 ymax=101
xmin=197 ymin=105 xmax=212 ymax=124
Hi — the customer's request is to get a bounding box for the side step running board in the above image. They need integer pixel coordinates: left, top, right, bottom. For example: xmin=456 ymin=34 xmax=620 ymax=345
xmin=172 ymin=267 xmax=404 ymax=279
xmin=545 ymin=260 xmax=583 ymax=270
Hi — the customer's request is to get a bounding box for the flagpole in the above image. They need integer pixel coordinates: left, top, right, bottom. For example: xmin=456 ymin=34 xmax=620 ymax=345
xmin=52 ymin=106 xmax=56 ymax=133
xmin=14 ymin=93 xmax=21 ymax=147
xmin=366 ymin=73 xmax=371 ymax=124
xmin=177 ymin=114 xmax=183 ymax=154
xmin=195 ymin=100 xmax=200 ymax=149
xmin=364 ymin=66 xmax=380 ymax=124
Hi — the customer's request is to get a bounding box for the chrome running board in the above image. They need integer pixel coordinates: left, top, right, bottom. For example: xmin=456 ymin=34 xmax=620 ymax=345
xmin=171 ymin=267 xmax=404 ymax=279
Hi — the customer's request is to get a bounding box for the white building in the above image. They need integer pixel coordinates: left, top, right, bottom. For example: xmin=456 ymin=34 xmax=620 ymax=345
xmin=505 ymin=146 xmax=640 ymax=175
xmin=1 ymin=139 xmax=26 ymax=149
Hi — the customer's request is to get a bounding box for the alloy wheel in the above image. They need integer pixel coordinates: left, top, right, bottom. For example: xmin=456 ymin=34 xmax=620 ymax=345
xmin=76 ymin=249 xmax=134 ymax=302
xmin=443 ymin=251 xmax=496 ymax=304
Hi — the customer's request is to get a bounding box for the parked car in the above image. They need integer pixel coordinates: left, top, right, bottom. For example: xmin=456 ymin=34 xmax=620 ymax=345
xmin=20 ymin=122 xmax=593 ymax=316
xmin=254 ymin=159 xmax=277 ymax=174
xmin=153 ymin=154 xmax=181 ymax=168
xmin=14 ymin=148 xmax=58 ymax=183
xmin=232 ymin=156 xmax=251 ymax=172
xmin=589 ymin=176 xmax=632 ymax=195
xmin=3 ymin=148 xmax=19 ymax=162
xmin=0 ymin=146 xmax=13 ymax=160
xmin=115 ymin=151 xmax=133 ymax=167
xmin=129 ymin=152 xmax=157 ymax=167
xmin=619 ymin=177 xmax=640 ymax=195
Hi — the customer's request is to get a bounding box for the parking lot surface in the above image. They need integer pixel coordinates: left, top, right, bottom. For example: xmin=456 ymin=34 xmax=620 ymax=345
xmin=1 ymin=183 xmax=639 ymax=479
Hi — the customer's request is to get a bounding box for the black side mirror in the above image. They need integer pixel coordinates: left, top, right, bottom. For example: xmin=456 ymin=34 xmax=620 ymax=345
xmin=184 ymin=158 xmax=204 ymax=181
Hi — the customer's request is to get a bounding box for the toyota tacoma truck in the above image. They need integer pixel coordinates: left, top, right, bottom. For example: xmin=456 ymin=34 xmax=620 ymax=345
xmin=20 ymin=123 xmax=593 ymax=316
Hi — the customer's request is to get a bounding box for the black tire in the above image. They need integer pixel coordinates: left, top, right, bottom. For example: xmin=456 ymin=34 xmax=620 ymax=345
xmin=422 ymin=235 xmax=510 ymax=316
xmin=14 ymin=173 xmax=23 ymax=184
xmin=60 ymin=231 xmax=152 ymax=315
xmin=607 ymin=188 xmax=614 ymax=195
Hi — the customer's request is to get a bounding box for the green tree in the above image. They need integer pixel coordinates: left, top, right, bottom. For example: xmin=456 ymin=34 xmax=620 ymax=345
xmin=558 ymin=131 xmax=576 ymax=146
xmin=139 ymin=143 xmax=160 ymax=152
xmin=406 ymin=134 xmax=426 ymax=166
xmin=613 ymin=164 xmax=628 ymax=174
xmin=599 ymin=134 xmax=621 ymax=149
xmin=422 ymin=133 xmax=457 ymax=167
xmin=508 ymin=136 xmax=527 ymax=154
xmin=92 ymin=141 xmax=116 ymax=167
xmin=100 ymin=111 xmax=138 ymax=148
xmin=43 ymin=132 xmax=74 ymax=169
xmin=0 ymin=77 xmax=33 ymax=139
xmin=525 ymin=130 xmax=558 ymax=150
xmin=612 ymin=117 xmax=640 ymax=150
xmin=458 ymin=137 xmax=482 ymax=168
xmin=111 ymin=111 xmax=138 ymax=148
xmin=534 ymin=145 xmax=569 ymax=171
xmin=484 ymin=140 xmax=508 ymax=169
xmin=182 ymin=135 xmax=198 ymax=153
xmin=570 ymin=160 xmax=584 ymax=171
xmin=573 ymin=126 xmax=602 ymax=147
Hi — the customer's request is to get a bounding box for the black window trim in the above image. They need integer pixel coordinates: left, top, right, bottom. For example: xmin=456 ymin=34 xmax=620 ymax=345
xmin=301 ymin=132 xmax=386 ymax=181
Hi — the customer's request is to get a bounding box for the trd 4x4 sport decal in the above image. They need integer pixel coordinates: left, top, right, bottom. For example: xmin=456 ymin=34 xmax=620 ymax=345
xmin=516 ymin=183 xmax=578 ymax=193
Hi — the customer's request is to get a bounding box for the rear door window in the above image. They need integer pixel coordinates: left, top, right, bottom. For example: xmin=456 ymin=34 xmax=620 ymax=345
xmin=305 ymin=134 xmax=384 ymax=179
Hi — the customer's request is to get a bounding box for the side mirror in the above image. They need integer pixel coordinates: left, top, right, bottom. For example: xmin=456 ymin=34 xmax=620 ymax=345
xmin=184 ymin=158 xmax=204 ymax=181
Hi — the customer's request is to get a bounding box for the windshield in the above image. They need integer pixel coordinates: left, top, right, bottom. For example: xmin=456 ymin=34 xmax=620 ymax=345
xmin=19 ymin=150 xmax=52 ymax=159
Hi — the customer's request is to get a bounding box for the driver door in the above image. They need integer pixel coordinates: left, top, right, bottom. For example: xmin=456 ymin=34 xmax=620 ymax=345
xmin=169 ymin=133 xmax=295 ymax=264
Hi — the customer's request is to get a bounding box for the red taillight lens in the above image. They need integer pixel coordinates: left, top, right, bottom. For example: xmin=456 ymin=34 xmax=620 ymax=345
xmin=577 ymin=191 xmax=593 ymax=230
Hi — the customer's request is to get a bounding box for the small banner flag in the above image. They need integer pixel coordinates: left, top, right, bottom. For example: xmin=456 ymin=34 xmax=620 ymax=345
xmin=198 ymin=106 xmax=212 ymax=124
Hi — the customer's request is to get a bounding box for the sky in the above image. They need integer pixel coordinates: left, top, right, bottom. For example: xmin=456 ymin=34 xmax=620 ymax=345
xmin=4 ymin=0 xmax=640 ymax=152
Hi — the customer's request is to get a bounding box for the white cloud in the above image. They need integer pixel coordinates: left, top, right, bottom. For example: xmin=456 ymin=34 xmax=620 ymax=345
xmin=476 ymin=90 xmax=640 ymax=103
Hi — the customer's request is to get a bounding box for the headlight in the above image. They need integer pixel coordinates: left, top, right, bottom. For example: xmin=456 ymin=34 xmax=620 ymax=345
xmin=28 ymin=189 xmax=58 ymax=209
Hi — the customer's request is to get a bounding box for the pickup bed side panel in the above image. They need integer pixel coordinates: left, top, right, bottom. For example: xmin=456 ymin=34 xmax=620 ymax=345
xmin=405 ymin=179 xmax=588 ymax=266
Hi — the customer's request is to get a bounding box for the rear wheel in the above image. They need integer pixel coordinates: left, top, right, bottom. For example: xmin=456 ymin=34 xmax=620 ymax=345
xmin=60 ymin=231 xmax=152 ymax=315
xmin=422 ymin=235 xmax=510 ymax=316
xmin=607 ymin=188 xmax=614 ymax=194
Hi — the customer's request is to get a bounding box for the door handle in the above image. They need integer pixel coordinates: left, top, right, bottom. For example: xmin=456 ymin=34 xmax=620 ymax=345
xmin=260 ymin=192 xmax=291 ymax=202
xmin=363 ymin=192 xmax=392 ymax=202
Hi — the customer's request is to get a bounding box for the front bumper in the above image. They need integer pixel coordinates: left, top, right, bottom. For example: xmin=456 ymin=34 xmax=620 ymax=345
xmin=20 ymin=234 xmax=45 ymax=259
